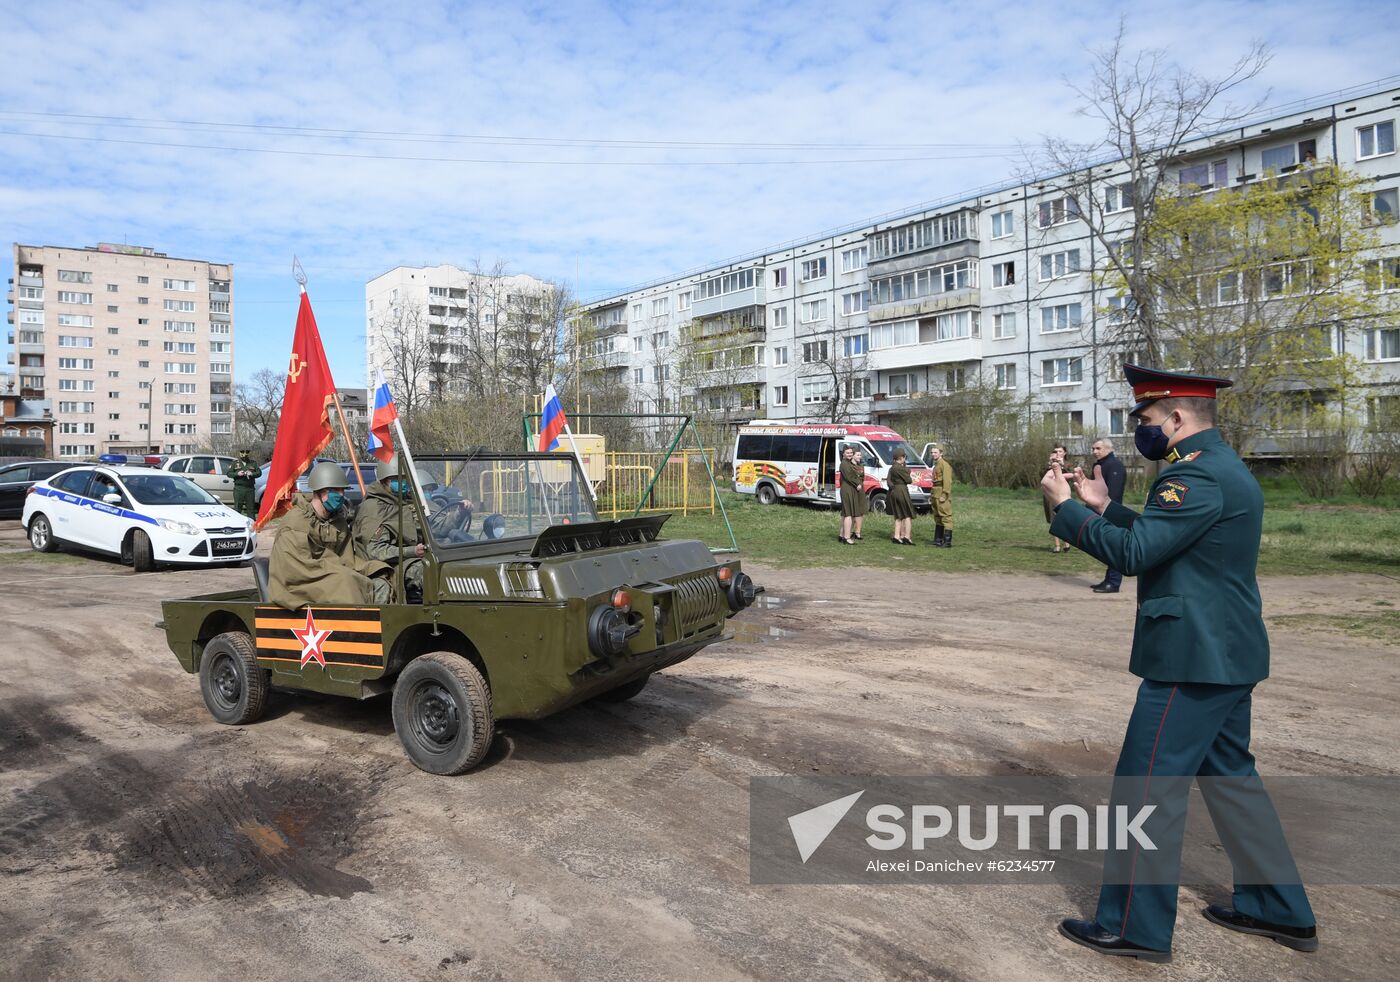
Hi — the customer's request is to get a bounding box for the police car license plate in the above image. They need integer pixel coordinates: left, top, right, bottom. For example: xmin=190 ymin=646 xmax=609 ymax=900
xmin=212 ymin=537 xmax=246 ymax=555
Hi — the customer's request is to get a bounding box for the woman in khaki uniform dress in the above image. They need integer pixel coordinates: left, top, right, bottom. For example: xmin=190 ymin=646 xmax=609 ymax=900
xmin=838 ymin=445 xmax=868 ymax=544
xmin=887 ymin=449 xmax=915 ymax=544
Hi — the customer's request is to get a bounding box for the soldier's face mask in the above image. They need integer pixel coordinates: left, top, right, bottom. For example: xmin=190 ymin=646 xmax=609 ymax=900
xmin=322 ymin=490 xmax=347 ymax=514
xmin=389 ymin=478 xmax=411 ymax=499
xmin=1134 ymin=411 xmax=1180 ymax=461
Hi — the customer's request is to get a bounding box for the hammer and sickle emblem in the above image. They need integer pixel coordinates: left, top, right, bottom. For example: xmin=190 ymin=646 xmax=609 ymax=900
xmin=288 ymin=353 xmax=306 ymax=383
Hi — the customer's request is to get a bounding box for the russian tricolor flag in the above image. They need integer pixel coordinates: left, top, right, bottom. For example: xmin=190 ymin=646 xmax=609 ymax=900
xmin=538 ymin=383 xmax=568 ymax=452
xmin=367 ymin=367 xmax=399 ymax=463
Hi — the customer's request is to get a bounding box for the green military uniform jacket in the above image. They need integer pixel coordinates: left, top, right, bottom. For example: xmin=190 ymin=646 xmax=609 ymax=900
xmin=353 ymin=482 xmax=423 ymax=565
xmin=1050 ymin=428 xmax=1269 ymax=685
xmin=839 ymin=460 xmax=868 ymax=517
xmin=269 ymin=495 xmax=390 ymax=609
xmin=930 ymin=458 xmax=953 ymax=501
xmin=229 ymin=457 xmax=260 ymax=489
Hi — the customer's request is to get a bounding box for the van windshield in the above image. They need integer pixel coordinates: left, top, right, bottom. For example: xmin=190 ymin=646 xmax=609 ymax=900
xmin=867 ymin=440 xmax=928 ymax=467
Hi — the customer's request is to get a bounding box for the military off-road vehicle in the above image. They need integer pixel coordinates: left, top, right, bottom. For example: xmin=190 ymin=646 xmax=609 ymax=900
xmin=161 ymin=451 xmax=758 ymax=775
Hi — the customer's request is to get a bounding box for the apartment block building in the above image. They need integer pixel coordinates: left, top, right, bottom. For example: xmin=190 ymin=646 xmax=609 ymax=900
xmin=578 ymin=80 xmax=1400 ymax=447
xmin=365 ymin=264 xmax=554 ymax=400
xmin=6 ymin=242 xmax=234 ymax=458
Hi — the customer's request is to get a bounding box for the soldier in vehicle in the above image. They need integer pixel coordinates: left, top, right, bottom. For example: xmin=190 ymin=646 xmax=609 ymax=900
xmin=269 ymin=460 xmax=392 ymax=608
xmin=352 ymin=454 xmax=472 ymax=601
xmin=229 ymin=448 xmax=260 ymax=518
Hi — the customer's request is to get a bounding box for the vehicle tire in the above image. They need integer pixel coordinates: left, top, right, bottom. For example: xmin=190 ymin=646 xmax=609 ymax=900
xmin=868 ymin=491 xmax=888 ymax=514
xmin=131 ymin=530 xmax=156 ymax=573
xmin=28 ymin=513 xmax=57 ymax=553
xmin=199 ymin=631 xmax=269 ymax=725
xmin=596 ymin=675 xmax=649 ymax=703
xmin=755 ymin=483 xmax=777 ymax=506
xmin=392 ymin=652 xmax=493 ymax=776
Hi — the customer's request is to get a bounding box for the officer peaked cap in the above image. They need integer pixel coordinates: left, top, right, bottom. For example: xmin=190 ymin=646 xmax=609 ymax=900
xmin=1124 ymin=363 xmax=1232 ymax=416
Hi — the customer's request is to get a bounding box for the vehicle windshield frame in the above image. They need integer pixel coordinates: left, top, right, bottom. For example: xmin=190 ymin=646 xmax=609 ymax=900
xmin=410 ymin=451 xmax=601 ymax=552
xmin=867 ymin=439 xmax=930 ymax=467
xmin=120 ymin=472 xmax=221 ymax=506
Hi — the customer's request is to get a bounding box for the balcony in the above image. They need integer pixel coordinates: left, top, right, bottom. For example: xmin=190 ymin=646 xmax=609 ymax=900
xmin=584 ymin=349 xmax=629 ymax=370
xmin=19 ymin=275 xmax=43 ymax=288
xmin=692 ymin=283 xmax=766 ymax=320
xmin=870 ymin=335 xmax=983 ymax=371
xmin=869 ymin=288 xmax=979 ymax=323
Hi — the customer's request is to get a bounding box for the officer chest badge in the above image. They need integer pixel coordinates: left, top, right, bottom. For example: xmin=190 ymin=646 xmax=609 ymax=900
xmin=1156 ymin=479 xmax=1190 ymax=509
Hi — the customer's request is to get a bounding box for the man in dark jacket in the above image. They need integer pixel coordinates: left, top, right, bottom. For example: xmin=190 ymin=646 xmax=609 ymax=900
xmin=1089 ymin=438 xmax=1127 ymax=593
xmin=1040 ymin=364 xmax=1316 ymax=964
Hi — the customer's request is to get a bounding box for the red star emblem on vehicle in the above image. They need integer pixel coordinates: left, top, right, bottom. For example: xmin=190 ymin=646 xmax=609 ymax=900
xmin=291 ymin=608 xmax=333 ymax=668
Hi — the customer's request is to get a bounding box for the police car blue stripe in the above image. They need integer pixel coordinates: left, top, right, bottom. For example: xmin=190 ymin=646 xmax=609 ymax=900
xmin=31 ymin=484 xmax=159 ymax=526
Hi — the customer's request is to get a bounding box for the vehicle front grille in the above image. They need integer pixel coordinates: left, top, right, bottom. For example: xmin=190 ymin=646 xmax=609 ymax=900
xmin=672 ymin=572 xmax=724 ymax=637
xmin=446 ymin=575 xmax=491 ymax=597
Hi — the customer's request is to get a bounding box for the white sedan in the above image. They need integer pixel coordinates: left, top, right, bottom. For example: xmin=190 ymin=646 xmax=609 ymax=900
xmin=23 ymin=465 xmax=256 ymax=571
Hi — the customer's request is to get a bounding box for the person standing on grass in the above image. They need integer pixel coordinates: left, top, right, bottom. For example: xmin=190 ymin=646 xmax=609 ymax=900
xmin=887 ymin=448 xmax=915 ymax=544
xmin=928 ymin=444 xmax=954 ymax=548
xmin=1044 ymin=444 xmax=1071 ymax=552
xmin=1089 ymin=437 xmax=1128 ymax=593
xmin=838 ymin=444 xmax=867 ymax=544
xmin=1042 ymin=364 xmax=1316 ymax=964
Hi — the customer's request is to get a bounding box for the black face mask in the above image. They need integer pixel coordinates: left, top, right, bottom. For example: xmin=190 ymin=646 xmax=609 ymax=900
xmin=1134 ymin=415 xmax=1178 ymax=461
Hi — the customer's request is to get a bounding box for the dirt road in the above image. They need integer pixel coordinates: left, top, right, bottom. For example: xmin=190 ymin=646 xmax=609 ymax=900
xmin=1 ymin=520 xmax=1396 ymax=981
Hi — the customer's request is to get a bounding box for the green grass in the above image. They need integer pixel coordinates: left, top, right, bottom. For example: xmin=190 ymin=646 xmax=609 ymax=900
xmin=665 ymin=484 xmax=1400 ymax=577
xmin=1270 ymin=611 xmax=1400 ymax=645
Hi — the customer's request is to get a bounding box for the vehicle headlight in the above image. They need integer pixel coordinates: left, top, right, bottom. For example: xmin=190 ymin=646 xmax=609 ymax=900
xmin=158 ymin=518 xmax=201 ymax=536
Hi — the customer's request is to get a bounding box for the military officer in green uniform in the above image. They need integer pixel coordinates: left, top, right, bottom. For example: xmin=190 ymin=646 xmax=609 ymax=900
xmin=928 ymin=444 xmax=954 ymax=548
xmin=1042 ymin=364 xmax=1316 ymax=963
xmin=230 ymin=448 xmax=260 ymax=518
xmin=269 ymin=461 xmax=392 ymax=608
xmin=352 ymin=454 xmax=472 ymax=601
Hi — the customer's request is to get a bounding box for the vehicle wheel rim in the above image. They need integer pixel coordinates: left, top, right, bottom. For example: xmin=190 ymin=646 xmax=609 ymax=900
xmin=409 ymin=680 xmax=461 ymax=751
xmin=209 ymin=653 xmax=241 ymax=710
xmin=31 ymin=520 xmax=47 ymax=548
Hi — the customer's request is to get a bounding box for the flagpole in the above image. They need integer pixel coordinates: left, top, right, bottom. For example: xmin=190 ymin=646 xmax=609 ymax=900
xmin=373 ymin=363 xmax=430 ymax=512
xmin=561 ymin=421 xmax=597 ymax=503
xmin=331 ymin=390 xmax=368 ymax=496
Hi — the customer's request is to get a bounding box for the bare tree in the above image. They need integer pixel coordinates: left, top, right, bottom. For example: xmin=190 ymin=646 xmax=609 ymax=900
xmin=371 ymin=302 xmax=436 ymax=420
xmin=509 ymin=280 xmax=575 ymax=396
xmin=1034 ymin=19 xmax=1272 ymax=358
xmin=794 ymin=325 xmax=869 ymax=423
xmin=233 ymin=367 xmax=286 ymax=456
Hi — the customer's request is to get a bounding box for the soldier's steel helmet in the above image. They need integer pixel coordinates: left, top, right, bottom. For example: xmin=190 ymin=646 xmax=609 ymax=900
xmin=376 ymin=454 xmax=404 ymax=482
xmin=308 ymin=460 xmax=349 ymax=492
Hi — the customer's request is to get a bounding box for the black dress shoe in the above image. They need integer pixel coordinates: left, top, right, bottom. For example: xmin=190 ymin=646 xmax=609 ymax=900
xmin=1089 ymin=580 xmax=1106 ymax=590
xmin=1203 ymin=905 xmax=1318 ymax=952
xmin=1092 ymin=584 xmax=1120 ymax=594
xmin=1057 ymin=918 xmax=1170 ymax=962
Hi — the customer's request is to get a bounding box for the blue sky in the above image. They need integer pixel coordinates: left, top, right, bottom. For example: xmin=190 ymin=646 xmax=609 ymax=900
xmin=2 ymin=0 xmax=1397 ymax=388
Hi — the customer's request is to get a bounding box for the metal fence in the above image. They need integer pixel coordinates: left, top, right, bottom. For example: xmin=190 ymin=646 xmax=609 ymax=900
xmin=592 ymin=449 xmax=717 ymax=519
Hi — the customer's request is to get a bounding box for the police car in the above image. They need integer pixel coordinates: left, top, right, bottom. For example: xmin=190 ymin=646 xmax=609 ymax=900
xmin=23 ymin=464 xmax=255 ymax=571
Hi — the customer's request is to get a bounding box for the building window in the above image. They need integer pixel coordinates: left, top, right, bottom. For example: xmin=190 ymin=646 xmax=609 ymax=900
xmin=57 ymin=270 xmax=93 ymax=283
xmin=1040 ymin=303 xmax=1082 ymax=333
xmin=800 ymin=379 xmax=832 ymax=405
xmin=651 ymin=297 xmax=669 ymax=316
xmin=992 ymin=311 xmax=1017 ymax=339
xmin=990 ymin=210 xmax=1014 ymax=238
xmin=1041 ymin=357 xmax=1084 ymax=386
xmin=771 ymin=306 xmax=788 ymax=328
xmin=1261 ymin=143 xmax=1300 ymax=173
xmin=652 ymin=331 xmax=669 ymax=348
xmin=138 ymin=360 xmax=150 ymax=368
xmin=18 ymin=286 xmax=43 ymax=300
xmin=137 ymin=275 xmax=149 ymax=284
xmin=57 ymin=291 xmax=93 ymax=304
xmin=1364 ymin=327 xmax=1400 ymax=361
xmin=57 ymin=357 xmax=95 ymax=370
xmin=163 ymin=299 xmax=197 ymax=312
xmin=1043 ymin=410 xmax=1085 ymax=437
xmin=843 ymin=333 xmax=868 ymax=357
xmin=931 ymin=310 xmax=975 ymax=341
xmin=995 ymin=363 xmax=1016 ymax=390
xmin=868 ymin=320 xmax=917 ymax=350
xmin=845 ymin=376 xmax=872 ymax=399
xmin=694 ymin=268 xmax=756 ymax=300
xmin=992 ymin=261 xmax=1015 ymax=287
xmin=841 ymin=246 xmax=868 ymax=272
xmin=163 ymin=278 xmax=197 ymax=291
xmin=1367 ymin=188 xmax=1398 ymax=225
xmin=106 ymin=305 xmax=118 ymax=313
xmin=1104 ymin=181 xmax=1136 ymax=213
xmin=1110 ymin=409 xmax=1127 ymax=436
xmin=773 ymin=345 xmax=789 ymax=366
xmin=1357 ymin=121 xmax=1396 ymax=160
xmin=164 ymin=362 xmax=197 ymax=374
xmin=677 ymin=292 xmax=691 ymax=311
xmin=772 ymin=385 xmax=789 ymax=407
xmin=651 ymin=365 xmax=670 ymax=383
xmin=630 ymin=336 xmax=643 ymax=353
xmin=1179 ymin=159 xmax=1229 ymax=189
xmin=772 ymin=267 xmax=788 ymax=288
xmin=58 ymin=335 xmax=95 ymax=348
xmin=945 ymin=366 xmax=968 ymax=391
xmin=800 ymin=299 xmax=827 ymax=323
xmin=1036 ymin=196 xmax=1079 ymax=228
xmin=19 ymin=310 xmax=44 ymax=325
xmin=886 ymin=373 xmax=915 ymax=397
xmin=633 ymin=368 xmax=644 ymax=385
xmin=1364 ymin=257 xmax=1400 ymax=292
xmin=868 ymin=213 xmax=972 ymax=260
xmin=802 ymin=340 xmax=829 ymax=363
xmin=1038 ymin=249 xmax=1081 ymax=281
xmin=800 ymin=257 xmax=828 ymax=282
xmin=841 ymin=290 xmax=869 ymax=315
